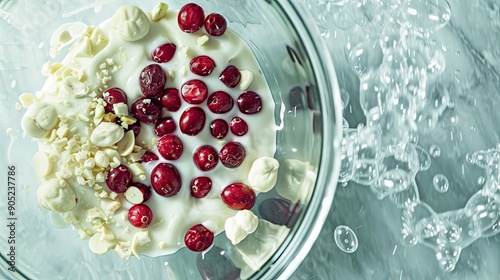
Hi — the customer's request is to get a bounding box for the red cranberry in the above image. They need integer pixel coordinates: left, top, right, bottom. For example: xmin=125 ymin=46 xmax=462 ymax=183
xmin=152 ymin=43 xmax=177 ymax=63
xmin=193 ymin=145 xmax=219 ymax=171
xmin=125 ymin=183 xmax=152 ymax=204
xmin=204 ymin=13 xmax=227 ymax=36
xmin=179 ymin=107 xmax=206 ymax=136
xmin=229 ymin=117 xmax=248 ymax=136
xmin=221 ymin=183 xmax=256 ymax=210
xmin=142 ymin=151 xmax=159 ymax=163
xmin=161 ymin=88 xmax=182 ymax=112
xmin=190 ymin=177 xmax=212 ymax=198
xmin=140 ymin=64 xmax=166 ymax=98
xmin=190 ymin=55 xmax=216 ymax=76
xmin=106 ymin=165 xmax=132 ymax=193
xmin=237 ymin=92 xmax=262 ymax=114
xmin=207 ymin=91 xmax=233 ymax=114
xmin=184 ymin=224 xmax=214 ymax=252
xmin=130 ymin=97 xmax=163 ymax=124
xmin=157 ymin=134 xmax=184 ymax=160
xmin=210 ymin=119 xmax=229 ymax=139
xmin=154 ymin=117 xmax=177 ymax=137
xmin=127 ymin=121 xmax=141 ymax=137
xmin=178 ymin=3 xmax=205 ymax=33
xmin=219 ymin=142 xmax=246 ymax=168
xmin=181 ymin=80 xmax=208 ymax=104
xmin=128 ymin=204 xmax=153 ymax=228
xmin=219 ymin=65 xmax=241 ymax=88
xmin=102 ymin=87 xmax=127 ymax=113
xmin=151 ymin=163 xmax=182 ymax=197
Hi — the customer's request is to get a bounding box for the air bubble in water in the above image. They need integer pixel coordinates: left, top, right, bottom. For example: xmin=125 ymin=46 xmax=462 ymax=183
xmin=465 ymin=191 xmax=500 ymax=232
xmin=433 ymin=174 xmax=449 ymax=193
xmin=348 ymin=41 xmax=383 ymax=77
xmin=472 ymin=150 xmax=491 ymax=168
xmin=414 ymin=144 xmax=432 ymax=171
xmin=435 ymin=245 xmax=461 ymax=272
xmin=429 ymin=145 xmax=441 ymax=157
xmin=439 ymin=223 xmax=461 ymax=243
xmin=334 ymin=225 xmax=358 ymax=253
xmin=340 ymin=87 xmax=351 ymax=109
xmin=404 ymin=0 xmax=452 ymax=33
xmin=477 ymin=176 xmax=485 ymax=186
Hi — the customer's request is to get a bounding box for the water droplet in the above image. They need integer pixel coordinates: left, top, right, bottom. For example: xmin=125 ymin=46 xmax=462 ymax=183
xmin=334 ymin=225 xmax=358 ymax=253
xmin=477 ymin=176 xmax=485 ymax=186
xmin=10 ymin=79 xmax=16 ymax=88
xmin=455 ymin=51 xmax=460 ymax=57
xmin=433 ymin=174 xmax=449 ymax=193
xmin=429 ymin=145 xmax=441 ymax=157
xmin=442 ymin=43 xmax=449 ymax=52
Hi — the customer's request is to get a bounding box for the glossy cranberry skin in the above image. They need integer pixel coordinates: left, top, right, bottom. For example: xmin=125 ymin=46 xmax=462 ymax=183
xmin=229 ymin=117 xmax=248 ymax=136
xmin=207 ymin=91 xmax=233 ymax=114
xmin=140 ymin=64 xmax=166 ymax=98
xmin=161 ymin=88 xmax=182 ymax=112
xmin=178 ymin=3 xmax=205 ymax=33
xmin=237 ymin=92 xmax=262 ymax=114
xmin=219 ymin=142 xmax=246 ymax=168
xmin=190 ymin=177 xmax=212 ymax=198
xmin=142 ymin=151 xmax=159 ymax=163
xmin=219 ymin=65 xmax=241 ymax=88
xmin=154 ymin=117 xmax=177 ymax=137
xmin=210 ymin=119 xmax=229 ymax=139
xmin=179 ymin=107 xmax=206 ymax=136
xmin=128 ymin=204 xmax=153 ymax=228
xmin=127 ymin=122 xmax=141 ymax=137
xmin=181 ymin=80 xmax=208 ymax=104
xmin=152 ymin=43 xmax=177 ymax=63
xmin=106 ymin=165 xmax=132 ymax=193
xmin=157 ymin=134 xmax=183 ymax=160
xmin=190 ymin=55 xmax=216 ymax=76
xmin=103 ymin=87 xmax=127 ymax=113
xmin=221 ymin=183 xmax=256 ymax=210
xmin=151 ymin=163 xmax=182 ymax=197
xmin=184 ymin=224 xmax=214 ymax=252
xmin=130 ymin=97 xmax=163 ymax=124
xmin=204 ymin=13 xmax=227 ymax=36
xmin=193 ymin=145 xmax=219 ymax=171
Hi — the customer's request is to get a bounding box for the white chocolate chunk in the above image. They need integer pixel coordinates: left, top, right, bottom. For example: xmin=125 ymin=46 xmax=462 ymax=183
xmin=115 ymin=241 xmax=132 ymax=259
xmin=248 ymin=157 xmax=280 ymax=192
xmin=116 ymin=130 xmax=135 ymax=156
xmin=36 ymin=178 xmax=77 ymax=213
xmin=33 ymin=151 xmax=52 ymax=178
xmin=62 ymin=76 xmax=88 ymax=97
xmin=151 ymin=2 xmax=168 ymax=21
xmin=197 ymin=35 xmax=210 ymax=46
xmin=239 ymin=70 xmax=254 ymax=90
xmin=135 ymin=231 xmax=151 ymax=246
xmin=225 ymin=210 xmax=259 ymax=245
xmin=94 ymin=150 xmax=110 ymax=168
xmin=90 ymin=122 xmax=125 ymax=147
xmin=19 ymin=93 xmax=36 ymax=108
xmin=129 ymin=162 xmax=145 ymax=177
xmin=89 ymin=233 xmax=116 ymax=255
xmin=113 ymin=103 xmax=129 ymax=116
xmin=112 ymin=5 xmax=150 ymax=42
xmin=100 ymin=226 xmax=116 ymax=241
xmin=22 ymin=103 xmax=59 ymax=138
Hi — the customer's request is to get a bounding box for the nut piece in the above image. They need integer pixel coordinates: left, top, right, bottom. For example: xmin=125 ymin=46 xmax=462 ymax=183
xmin=239 ymin=70 xmax=254 ymax=90
xmin=151 ymin=2 xmax=169 ymax=21
xmin=112 ymin=5 xmax=150 ymax=41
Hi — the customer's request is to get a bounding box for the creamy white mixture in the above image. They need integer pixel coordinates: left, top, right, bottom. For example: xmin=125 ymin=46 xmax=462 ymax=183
xmin=21 ymin=3 xmax=280 ymax=259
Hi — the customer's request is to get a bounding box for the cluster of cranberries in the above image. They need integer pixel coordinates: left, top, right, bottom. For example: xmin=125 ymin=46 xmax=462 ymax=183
xmin=103 ymin=3 xmax=264 ymax=252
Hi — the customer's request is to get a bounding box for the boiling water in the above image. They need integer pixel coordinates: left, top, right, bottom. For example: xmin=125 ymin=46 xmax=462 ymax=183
xmin=301 ymin=0 xmax=500 ymax=274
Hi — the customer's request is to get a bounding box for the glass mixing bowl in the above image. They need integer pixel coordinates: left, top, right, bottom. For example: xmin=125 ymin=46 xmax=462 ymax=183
xmin=0 ymin=0 xmax=342 ymax=279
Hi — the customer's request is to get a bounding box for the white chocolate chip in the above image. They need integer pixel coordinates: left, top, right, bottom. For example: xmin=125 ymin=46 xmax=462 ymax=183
xmin=94 ymin=150 xmax=110 ymax=168
xmin=116 ymin=130 xmax=135 ymax=156
xmin=62 ymin=76 xmax=88 ymax=98
xmin=197 ymin=35 xmax=210 ymax=46
xmin=90 ymin=122 xmax=125 ymax=147
xmin=180 ymin=46 xmax=189 ymax=57
xmin=224 ymin=210 xmax=259 ymax=245
xmin=128 ymin=162 xmax=145 ymax=177
xmin=151 ymin=2 xmax=169 ymax=21
xmin=239 ymin=70 xmax=254 ymax=90
xmin=180 ymin=66 xmax=187 ymax=76
xmin=135 ymin=231 xmax=151 ymax=246
xmin=112 ymin=5 xmax=150 ymax=42
xmin=248 ymin=157 xmax=280 ymax=192
xmin=89 ymin=232 xmax=116 ymax=255
xmin=115 ymin=241 xmax=132 ymax=259
xmin=36 ymin=178 xmax=77 ymax=213
xmin=19 ymin=93 xmax=36 ymax=108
